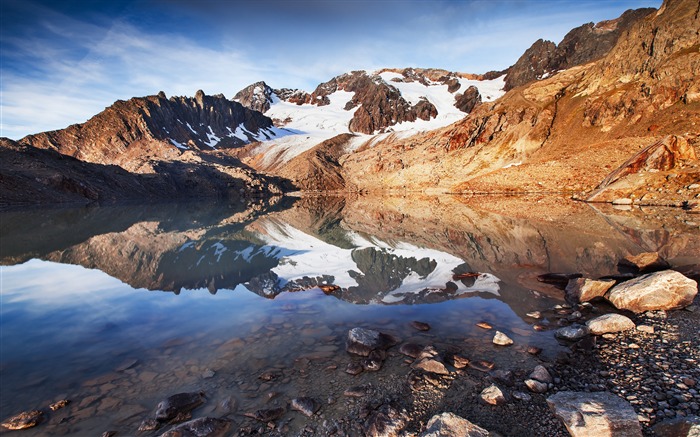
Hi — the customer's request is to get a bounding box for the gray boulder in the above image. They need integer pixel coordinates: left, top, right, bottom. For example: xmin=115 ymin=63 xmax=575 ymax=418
xmin=547 ymin=391 xmax=642 ymax=437
xmin=652 ymin=415 xmax=700 ymax=437
xmin=346 ymin=327 xmax=399 ymax=356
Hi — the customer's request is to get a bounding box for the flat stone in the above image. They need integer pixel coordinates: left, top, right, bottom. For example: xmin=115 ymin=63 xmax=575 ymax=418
xmin=410 ymin=321 xmax=431 ymax=331
xmin=290 ymin=397 xmax=320 ymax=417
xmin=413 ymin=358 xmax=450 ymax=375
xmin=586 ymin=314 xmax=636 ymax=335
xmin=248 ymin=407 xmax=286 ymax=422
xmin=636 ymin=324 xmax=655 ymax=334
xmin=475 ymin=321 xmax=492 ymax=330
xmin=399 ymin=343 xmax=425 ymax=359
xmin=469 ymin=360 xmax=495 ymax=373
xmin=612 ymin=198 xmax=633 ymax=205
xmin=160 ymin=417 xmax=231 ymax=437
xmin=605 ymin=270 xmax=698 ymax=313
xmin=565 ymin=278 xmax=615 ymax=304
xmin=344 ymin=386 xmax=369 ymax=398
xmin=555 ymin=324 xmax=589 ymax=341
xmin=138 ymin=418 xmax=160 ymax=431
xmin=526 ymin=311 xmax=542 ymax=319
xmin=492 ymin=331 xmax=514 ymax=346
xmin=451 ymin=354 xmax=470 ymax=369
xmin=619 ymin=252 xmax=670 ymax=273
xmin=420 ymin=412 xmax=490 ymax=436
xmin=1 ymin=410 xmax=44 ymax=430
xmin=547 ymin=391 xmax=642 ymax=437
xmin=480 ymin=384 xmax=506 ymax=405
xmin=154 ymin=392 xmax=205 ymax=422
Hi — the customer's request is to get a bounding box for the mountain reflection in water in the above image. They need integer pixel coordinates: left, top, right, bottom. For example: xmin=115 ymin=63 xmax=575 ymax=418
xmin=1 ymin=195 xmax=699 ymax=435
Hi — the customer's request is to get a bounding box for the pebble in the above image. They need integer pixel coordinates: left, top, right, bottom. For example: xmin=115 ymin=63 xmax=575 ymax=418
xmin=492 ymin=331 xmax=514 ymax=346
xmin=480 ymin=384 xmax=506 ymax=405
xmin=476 ymin=321 xmax=493 ymax=330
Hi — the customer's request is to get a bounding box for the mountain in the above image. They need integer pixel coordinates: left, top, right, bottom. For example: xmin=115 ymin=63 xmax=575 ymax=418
xmin=231 ymin=68 xmax=504 ymax=173
xmin=339 ymin=0 xmax=700 ymax=204
xmin=19 ymin=90 xmax=279 ymax=173
xmin=3 ymin=0 xmax=698 ymax=207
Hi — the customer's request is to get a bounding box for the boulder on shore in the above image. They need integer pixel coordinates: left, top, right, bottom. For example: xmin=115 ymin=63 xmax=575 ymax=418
xmin=565 ymin=278 xmax=615 ymax=304
xmin=605 ymin=270 xmax=698 ymax=313
xmin=547 ymin=391 xmax=642 ymax=437
xmin=586 ymin=314 xmax=636 ymax=335
xmin=420 ymin=412 xmax=491 ymax=436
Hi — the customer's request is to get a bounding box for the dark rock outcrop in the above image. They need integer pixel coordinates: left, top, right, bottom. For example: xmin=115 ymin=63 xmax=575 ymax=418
xmin=454 ymin=86 xmax=482 ymax=113
xmin=233 ymin=81 xmax=276 ymax=113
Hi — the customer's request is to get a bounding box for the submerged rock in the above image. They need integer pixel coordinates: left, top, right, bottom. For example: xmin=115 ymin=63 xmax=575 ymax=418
xmin=1 ymin=410 xmax=44 ymax=430
xmin=155 ymin=392 xmax=205 ymax=422
xmin=247 ymin=407 xmax=286 ymax=422
xmin=346 ymin=327 xmax=399 ymax=357
xmin=547 ymin=391 xmax=642 ymax=437
xmin=290 ymin=397 xmax=320 ymax=417
xmin=399 ymin=343 xmax=425 ymax=359
xmin=420 ymin=412 xmax=490 ymax=436
xmin=410 ymin=321 xmax=431 ymax=331
xmin=49 ymin=400 xmax=70 ymax=411
xmin=555 ymin=325 xmax=589 ymax=341
xmin=159 ymin=417 xmax=231 ymax=437
xmin=586 ymin=314 xmax=635 ymax=335
xmin=605 ymin=270 xmax=698 ymax=312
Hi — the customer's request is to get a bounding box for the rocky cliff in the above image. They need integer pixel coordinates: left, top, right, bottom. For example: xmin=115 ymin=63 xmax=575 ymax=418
xmin=503 ymin=7 xmax=656 ymax=90
xmin=19 ymin=91 xmax=276 ymax=173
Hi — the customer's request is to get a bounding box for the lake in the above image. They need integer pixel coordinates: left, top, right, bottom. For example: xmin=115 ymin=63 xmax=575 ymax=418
xmin=1 ymin=195 xmax=699 ymax=435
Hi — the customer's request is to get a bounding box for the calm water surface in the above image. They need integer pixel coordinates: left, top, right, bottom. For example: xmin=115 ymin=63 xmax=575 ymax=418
xmin=1 ymin=196 xmax=698 ymax=434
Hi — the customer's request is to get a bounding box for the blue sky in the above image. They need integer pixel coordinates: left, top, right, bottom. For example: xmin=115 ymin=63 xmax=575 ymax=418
xmin=1 ymin=0 xmax=660 ymax=139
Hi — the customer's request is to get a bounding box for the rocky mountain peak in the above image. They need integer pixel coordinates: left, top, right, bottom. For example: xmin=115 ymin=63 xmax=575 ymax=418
xmin=504 ymin=7 xmax=656 ymax=90
xmin=232 ymin=81 xmax=276 ymax=113
xmin=20 ymin=91 xmax=276 ymax=172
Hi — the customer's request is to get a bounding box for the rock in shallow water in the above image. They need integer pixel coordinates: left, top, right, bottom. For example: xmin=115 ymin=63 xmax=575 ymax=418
xmin=159 ymin=417 xmax=231 ymax=437
xmin=492 ymin=331 xmax=514 ymax=346
xmin=419 ymin=412 xmax=490 ymax=437
xmin=399 ymin=343 xmax=425 ymax=359
xmin=605 ymin=270 xmax=698 ymax=313
xmin=565 ymin=278 xmax=615 ymax=304
xmin=346 ymin=327 xmax=399 ymax=357
xmin=586 ymin=313 xmax=635 ymax=335
xmin=155 ymin=392 xmax=205 ymax=422
xmin=555 ymin=325 xmax=589 ymax=341
xmin=547 ymin=391 xmax=642 ymax=437
xmin=1 ymin=410 xmax=44 ymax=430
xmin=290 ymin=397 xmax=320 ymax=417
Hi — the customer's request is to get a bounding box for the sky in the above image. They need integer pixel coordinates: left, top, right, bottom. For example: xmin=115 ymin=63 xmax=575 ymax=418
xmin=1 ymin=0 xmax=661 ymax=140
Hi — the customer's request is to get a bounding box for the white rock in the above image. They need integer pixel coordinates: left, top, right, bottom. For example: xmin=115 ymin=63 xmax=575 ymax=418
xmin=586 ymin=314 xmax=635 ymax=335
xmin=492 ymin=331 xmax=514 ymax=346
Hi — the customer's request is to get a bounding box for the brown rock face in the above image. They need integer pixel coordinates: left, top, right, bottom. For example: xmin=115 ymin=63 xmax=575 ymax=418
xmin=504 ymin=7 xmax=655 ymax=90
xmin=587 ymin=136 xmax=697 ymax=202
xmin=307 ymin=71 xmax=437 ymax=134
xmin=454 ymin=86 xmax=482 ymax=113
xmin=19 ymin=91 xmax=274 ymax=172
